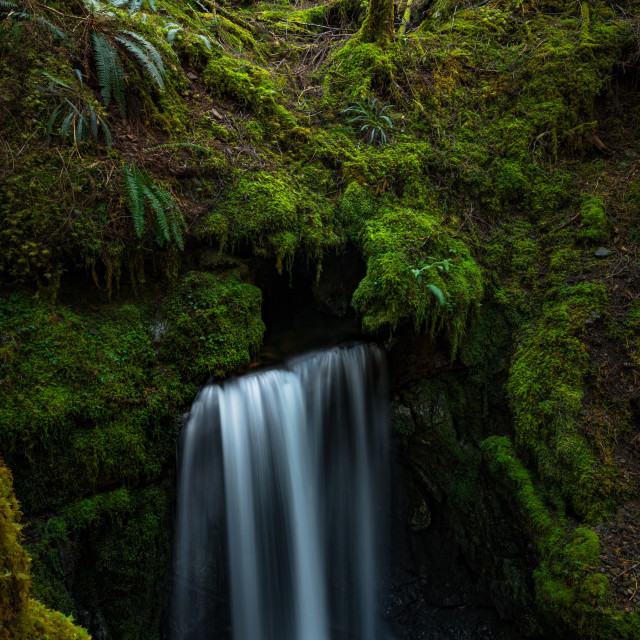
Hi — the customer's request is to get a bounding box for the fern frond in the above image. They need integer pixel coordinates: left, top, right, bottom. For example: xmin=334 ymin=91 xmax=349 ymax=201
xmin=42 ymin=72 xmax=72 ymax=90
xmin=426 ymin=284 xmax=446 ymax=307
xmin=116 ymin=30 xmax=165 ymax=86
xmin=121 ymin=29 xmax=165 ymax=76
xmin=152 ymin=183 xmax=185 ymax=248
xmin=168 ymin=209 xmax=185 ymax=249
xmin=124 ymin=164 xmax=146 ymax=238
xmin=61 ymin=110 xmax=74 ymax=140
xmin=75 ymin=115 xmax=85 ymax=142
xmin=0 ymin=1 xmax=18 ymax=9
xmin=115 ymin=34 xmax=164 ymax=89
xmin=196 ymin=34 xmax=211 ymax=50
xmin=92 ymin=31 xmax=115 ymax=106
xmin=153 ymin=215 xmax=166 ymax=247
xmin=145 ymin=184 xmax=170 ymax=243
xmin=166 ymin=27 xmax=181 ymax=44
xmin=35 ymin=16 xmax=66 ymax=38
xmin=91 ymin=32 xmax=126 ymax=114
xmin=46 ymin=105 xmax=63 ymax=141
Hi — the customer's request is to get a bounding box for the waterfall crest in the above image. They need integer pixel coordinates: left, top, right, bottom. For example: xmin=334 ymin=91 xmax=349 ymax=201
xmin=172 ymin=343 xmax=389 ymax=640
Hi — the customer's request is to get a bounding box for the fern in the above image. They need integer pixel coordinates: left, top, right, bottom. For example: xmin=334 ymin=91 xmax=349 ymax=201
xmin=0 ymin=0 xmax=26 ymax=18
xmin=426 ymin=284 xmax=446 ymax=307
xmin=119 ymin=30 xmax=164 ymax=77
xmin=43 ymin=72 xmax=112 ymax=148
xmin=145 ymin=184 xmax=170 ymax=244
xmin=35 ymin=16 xmax=66 ymax=38
xmin=151 ymin=183 xmax=185 ymax=249
xmin=124 ymin=164 xmax=184 ymax=248
xmin=124 ymin=164 xmax=146 ymax=238
xmin=114 ymin=33 xmax=164 ymax=89
xmin=91 ymin=31 xmax=126 ymax=115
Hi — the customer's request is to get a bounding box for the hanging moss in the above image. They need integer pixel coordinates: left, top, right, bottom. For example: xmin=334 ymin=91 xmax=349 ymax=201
xmin=352 ymin=205 xmax=484 ymax=355
xmin=203 ymin=171 xmax=341 ymax=270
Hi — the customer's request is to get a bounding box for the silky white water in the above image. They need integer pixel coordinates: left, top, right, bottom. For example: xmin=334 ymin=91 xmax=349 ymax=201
xmin=171 ymin=343 xmax=389 ymax=640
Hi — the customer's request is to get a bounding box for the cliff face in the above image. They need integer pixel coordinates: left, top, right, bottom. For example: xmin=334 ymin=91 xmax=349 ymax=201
xmin=2 ymin=0 xmax=640 ymax=636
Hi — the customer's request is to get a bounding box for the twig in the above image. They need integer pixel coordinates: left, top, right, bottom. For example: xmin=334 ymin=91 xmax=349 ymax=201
xmin=612 ymin=561 xmax=640 ymax=582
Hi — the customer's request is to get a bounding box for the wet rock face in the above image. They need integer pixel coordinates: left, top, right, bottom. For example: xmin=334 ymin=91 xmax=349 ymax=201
xmin=384 ymin=330 xmax=550 ymax=639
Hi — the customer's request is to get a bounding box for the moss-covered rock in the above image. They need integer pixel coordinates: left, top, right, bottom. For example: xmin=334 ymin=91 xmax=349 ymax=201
xmin=161 ymin=270 xmax=265 ymax=379
xmin=26 ymin=485 xmax=172 ymax=640
xmin=0 ymin=296 xmax=182 ymax=512
xmin=0 ymin=460 xmax=89 ymax=640
xmin=507 ymin=283 xmax=621 ymax=519
xmin=352 ymin=205 xmax=484 ymax=355
xmin=482 ymin=436 xmax=640 ymax=638
xmin=578 ymin=196 xmax=607 ymax=244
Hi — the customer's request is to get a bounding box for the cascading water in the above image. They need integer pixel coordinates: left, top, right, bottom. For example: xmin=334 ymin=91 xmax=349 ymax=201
xmin=171 ymin=343 xmax=390 ymax=640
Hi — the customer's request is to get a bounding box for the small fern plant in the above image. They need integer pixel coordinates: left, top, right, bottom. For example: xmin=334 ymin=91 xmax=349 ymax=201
xmin=163 ymin=21 xmax=213 ymax=50
xmin=410 ymin=255 xmax=456 ymax=307
xmin=92 ymin=28 xmax=165 ymax=115
xmin=43 ymin=72 xmax=112 ymax=147
xmin=342 ymin=98 xmax=393 ymax=147
xmin=124 ymin=164 xmax=186 ymax=249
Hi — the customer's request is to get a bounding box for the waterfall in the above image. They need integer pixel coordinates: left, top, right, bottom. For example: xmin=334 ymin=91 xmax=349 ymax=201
xmin=171 ymin=343 xmax=390 ymax=640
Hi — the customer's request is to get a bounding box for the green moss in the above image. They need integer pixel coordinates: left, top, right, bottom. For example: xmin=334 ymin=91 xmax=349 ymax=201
xmin=351 ymin=205 xmax=484 ymax=355
xmin=28 ymin=485 xmax=172 ymax=640
xmin=578 ymin=196 xmax=607 ymax=243
xmin=0 ymin=296 xmax=182 ymax=512
xmin=507 ymin=283 xmax=619 ymax=518
xmin=482 ymin=436 xmax=640 ymax=638
xmin=338 ymin=181 xmax=376 ymax=241
xmin=161 ymin=270 xmax=265 ymax=379
xmin=69 ymin=487 xmax=171 ymax=640
xmin=323 ymin=39 xmax=397 ymax=106
xmin=0 ymin=460 xmax=89 ymax=640
xmin=203 ymin=171 xmax=341 ymax=269
xmin=203 ymin=56 xmax=295 ymax=129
